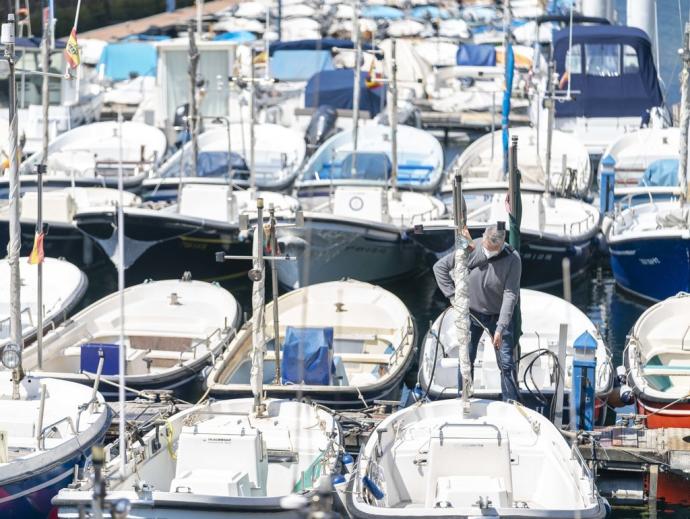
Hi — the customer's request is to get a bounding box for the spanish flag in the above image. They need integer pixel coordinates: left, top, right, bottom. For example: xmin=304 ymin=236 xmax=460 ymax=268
xmin=64 ymin=27 xmax=80 ymax=69
xmin=364 ymin=60 xmax=383 ymax=89
xmin=28 ymin=232 xmax=45 ymax=265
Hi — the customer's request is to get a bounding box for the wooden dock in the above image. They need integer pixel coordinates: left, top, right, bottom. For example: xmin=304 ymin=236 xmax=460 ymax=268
xmin=79 ymin=0 xmax=239 ymax=41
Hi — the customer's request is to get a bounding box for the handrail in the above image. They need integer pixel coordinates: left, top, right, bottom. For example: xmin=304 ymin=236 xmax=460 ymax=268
xmin=437 ymin=422 xmax=502 ymax=446
xmin=38 ymin=416 xmax=77 ymax=450
xmin=387 ymin=318 xmax=414 ymax=369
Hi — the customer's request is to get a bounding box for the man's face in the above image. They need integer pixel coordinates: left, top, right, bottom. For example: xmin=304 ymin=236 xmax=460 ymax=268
xmin=482 ymin=237 xmax=503 ymax=253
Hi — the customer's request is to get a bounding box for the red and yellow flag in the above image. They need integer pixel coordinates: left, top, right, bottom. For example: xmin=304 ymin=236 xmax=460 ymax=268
xmin=28 ymin=232 xmax=45 ymax=265
xmin=365 ymin=60 xmax=383 ymax=89
xmin=64 ymin=27 xmax=80 ymax=69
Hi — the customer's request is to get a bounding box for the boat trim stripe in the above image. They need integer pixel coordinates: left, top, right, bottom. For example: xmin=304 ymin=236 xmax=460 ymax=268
xmin=0 ymin=467 xmax=74 ymax=504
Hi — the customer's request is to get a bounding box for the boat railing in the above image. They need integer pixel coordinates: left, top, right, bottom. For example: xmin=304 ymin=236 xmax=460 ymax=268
xmin=0 ymin=306 xmax=34 ymax=334
xmin=436 ymin=422 xmax=502 ymax=446
xmin=38 ymin=415 xmax=77 ymax=450
xmin=387 ymin=319 xmax=414 ymax=369
xmin=183 ymin=326 xmax=234 ymax=362
xmin=567 ymin=211 xmax=597 ymax=236
xmin=570 ymin=440 xmax=597 ymax=500
xmin=407 ymin=206 xmax=443 ymax=225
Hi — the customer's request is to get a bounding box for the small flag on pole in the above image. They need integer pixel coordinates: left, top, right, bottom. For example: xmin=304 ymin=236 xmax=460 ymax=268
xmin=28 ymin=232 xmax=45 ymax=265
xmin=364 ymin=60 xmax=382 ymax=89
xmin=64 ymin=27 xmax=80 ymax=69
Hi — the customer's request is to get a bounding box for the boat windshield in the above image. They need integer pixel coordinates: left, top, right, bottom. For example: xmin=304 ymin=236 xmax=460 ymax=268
xmin=161 ymin=150 xmax=249 ymax=178
xmin=305 ymin=151 xmax=392 ymax=182
xmin=0 ymin=48 xmax=64 ymax=108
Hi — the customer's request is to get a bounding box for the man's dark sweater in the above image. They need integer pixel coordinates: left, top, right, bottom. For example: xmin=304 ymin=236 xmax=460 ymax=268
xmin=433 ymin=238 xmax=521 ymax=335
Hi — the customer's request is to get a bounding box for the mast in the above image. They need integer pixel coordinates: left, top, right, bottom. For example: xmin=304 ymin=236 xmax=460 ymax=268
xmin=250 ymin=198 xmax=266 ymax=415
xmin=37 ymin=7 xmax=51 ymax=369
xmin=188 ymin=21 xmax=200 ymax=177
xmin=269 ymin=204 xmax=281 ymax=383
xmin=350 ymin=0 xmax=361 ymax=176
xmin=5 ymin=13 xmax=24 ymax=398
xmin=249 ymin=47 xmax=256 ymax=193
xmin=679 ymin=22 xmax=690 ymax=204
xmin=389 ymin=38 xmax=398 ymax=197
xmin=544 ymin=63 xmax=556 ymax=195
xmin=452 ymin=173 xmax=472 ymax=415
xmin=501 ymin=1 xmax=513 ymax=178
xmin=116 ymin=107 xmax=127 ymax=476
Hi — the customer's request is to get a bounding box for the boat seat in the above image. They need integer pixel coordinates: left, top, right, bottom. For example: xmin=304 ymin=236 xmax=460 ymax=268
xmin=130 ymin=335 xmax=192 ymax=352
xmin=424 ymin=423 xmax=513 ymax=508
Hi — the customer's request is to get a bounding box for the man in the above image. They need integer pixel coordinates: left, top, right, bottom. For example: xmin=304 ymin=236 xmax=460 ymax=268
xmin=433 ymin=224 xmax=521 ymax=402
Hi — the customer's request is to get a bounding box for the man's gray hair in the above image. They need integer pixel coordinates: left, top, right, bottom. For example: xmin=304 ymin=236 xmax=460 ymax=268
xmin=483 ymin=225 xmax=506 ymax=246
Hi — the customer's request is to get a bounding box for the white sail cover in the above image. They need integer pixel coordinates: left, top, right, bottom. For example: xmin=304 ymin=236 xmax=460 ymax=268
xmin=453 ymin=235 xmax=472 ymax=395
xmin=250 ymin=224 xmax=266 ymax=400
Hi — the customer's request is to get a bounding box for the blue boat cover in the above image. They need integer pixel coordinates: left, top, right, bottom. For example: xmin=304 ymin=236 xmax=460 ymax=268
xmin=411 ymin=5 xmax=450 ymax=20
xmin=553 ymin=25 xmax=663 ymax=118
xmin=639 ymin=159 xmax=678 ymax=187
xmin=456 ymin=44 xmax=496 ymax=66
xmin=271 ymin=50 xmax=334 ymax=82
xmin=281 ymin=327 xmax=334 ymax=386
xmin=305 ymin=69 xmax=386 ymax=116
xmin=362 ymin=5 xmax=404 ymax=19
xmin=97 ymin=42 xmax=157 ymax=81
xmin=213 ymin=31 xmax=257 ymax=43
xmin=80 ymin=343 xmax=120 ymax=376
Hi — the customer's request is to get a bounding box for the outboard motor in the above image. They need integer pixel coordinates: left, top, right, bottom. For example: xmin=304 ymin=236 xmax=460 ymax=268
xmin=305 ymin=105 xmax=338 ymax=155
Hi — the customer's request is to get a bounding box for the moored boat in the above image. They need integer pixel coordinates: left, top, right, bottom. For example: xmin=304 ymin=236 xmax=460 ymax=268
xmin=54 ymin=398 xmax=342 ymax=518
xmin=346 ymin=398 xmax=609 ymax=518
xmin=418 ymin=289 xmax=614 ymax=419
xmin=206 ymin=279 xmax=416 ymax=408
xmin=624 ymin=292 xmax=690 ymax=428
xmin=0 ymin=376 xmax=110 ymax=519
xmin=0 ymin=257 xmax=88 ymax=348
xmin=21 ymin=277 xmax=241 ymax=399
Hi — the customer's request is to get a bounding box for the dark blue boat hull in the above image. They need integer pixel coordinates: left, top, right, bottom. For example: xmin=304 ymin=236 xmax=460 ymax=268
xmin=0 ymin=410 xmax=110 ymax=519
xmin=609 ymin=235 xmax=690 ymax=301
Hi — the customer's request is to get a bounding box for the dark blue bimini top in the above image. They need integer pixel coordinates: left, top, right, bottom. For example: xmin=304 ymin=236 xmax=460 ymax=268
xmin=553 ymin=25 xmax=663 ymax=118
xmin=456 ymin=44 xmax=496 ymax=66
xmin=305 ymin=69 xmax=386 ymax=117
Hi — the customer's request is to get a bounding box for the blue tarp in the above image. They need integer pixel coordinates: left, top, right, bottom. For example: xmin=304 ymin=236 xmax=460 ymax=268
xmin=639 ymin=159 xmax=678 ymax=187
xmin=305 ymin=69 xmax=386 ymax=116
xmin=213 ymin=31 xmax=257 ymax=43
xmin=97 ymin=42 xmax=157 ymax=81
xmin=271 ymin=50 xmax=334 ymax=82
xmin=281 ymin=327 xmax=334 ymax=386
xmin=553 ymin=25 xmax=663 ymax=118
xmin=362 ymin=5 xmax=404 ymax=19
xmin=456 ymin=44 xmax=496 ymax=66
